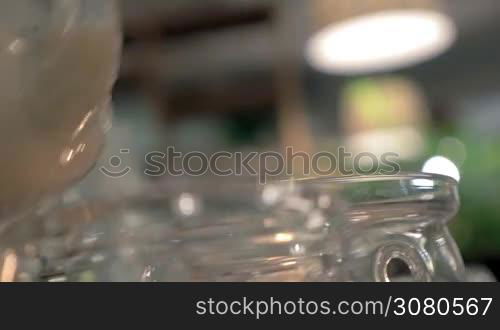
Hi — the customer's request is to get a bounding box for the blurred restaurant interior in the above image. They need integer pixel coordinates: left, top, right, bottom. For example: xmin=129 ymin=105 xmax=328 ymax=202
xmin=64 ymin=0 xmax=500 ymax=278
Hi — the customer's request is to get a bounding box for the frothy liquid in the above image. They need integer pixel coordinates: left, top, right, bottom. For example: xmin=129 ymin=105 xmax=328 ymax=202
xmin=0 ymin=2 xmax=121 ymax=217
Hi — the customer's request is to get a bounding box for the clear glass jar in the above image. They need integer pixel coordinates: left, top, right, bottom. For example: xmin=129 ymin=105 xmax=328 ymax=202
xmin=0 ymin=173 xmax=465 ymax=282
xmin=0 ymin=0 xmax=121 ymax=218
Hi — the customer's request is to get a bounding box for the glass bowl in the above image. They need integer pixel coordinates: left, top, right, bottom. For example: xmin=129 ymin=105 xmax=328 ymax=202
xmin=0 ymin=173 xmax=464 ymax=282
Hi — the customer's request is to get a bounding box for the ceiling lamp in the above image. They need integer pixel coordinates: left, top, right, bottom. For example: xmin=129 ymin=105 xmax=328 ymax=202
xmin=306 ymin=0 xmax=457 ymax=75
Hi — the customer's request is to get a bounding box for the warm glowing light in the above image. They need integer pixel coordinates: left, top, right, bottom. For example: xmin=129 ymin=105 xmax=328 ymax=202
xmin=412 ymin=178 xmax=435 ymax=188
xmin=290 ymin=243 xmax=306 ymax=256
xmin=306 ymin=10 xmax=456 ymax=74
xmin=346 ymin=126 xmax=425 ymax=161
xmin=8 ymin=38 xmax=26 ymax=54
xmin=274 ymin=233 xmax=295 ymax=243
xmin=72 ymin=111 xmax=93 ymax=139
xmin=178 ymin=193 xmax=198 ymax=216
xmin=422 ymin=156 xmax=460 ymax=182
xmin=262 ymin=185 xmax=281 ymax=205
xmin=60 ymin=148 xmax=75 ymax=164
xmin=281 ymin=261 xmax=298 ymax=267
xmin=1 ymin=250 xmax=18 ymax=282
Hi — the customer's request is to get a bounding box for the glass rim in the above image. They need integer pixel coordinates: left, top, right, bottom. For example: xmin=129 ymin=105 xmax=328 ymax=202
xmin=280 ymin=172 xmax=458 ymax=186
